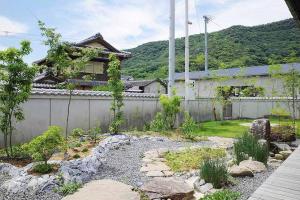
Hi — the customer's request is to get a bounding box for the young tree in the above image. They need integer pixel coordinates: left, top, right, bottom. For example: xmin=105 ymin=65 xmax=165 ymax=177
xmin=0 ymin=41 xmax=36 ymax=157
xmin=107 ymin=54 xmax=124 ymax=134
xmin=38 ymin=21 xmax=98 ymax=137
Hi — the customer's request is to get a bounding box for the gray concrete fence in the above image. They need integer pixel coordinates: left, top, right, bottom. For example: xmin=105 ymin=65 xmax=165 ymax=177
xmin=0 ymin=89 xmax=299 ymax=146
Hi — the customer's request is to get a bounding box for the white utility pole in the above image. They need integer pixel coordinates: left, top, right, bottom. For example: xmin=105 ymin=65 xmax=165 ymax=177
xmin=204 ymin=15 xmax=209 ymax=73
xmin=168 ymin=0 xmax=175 ymax=97
xmin=185 ymin=0 xmax=191 ymax=110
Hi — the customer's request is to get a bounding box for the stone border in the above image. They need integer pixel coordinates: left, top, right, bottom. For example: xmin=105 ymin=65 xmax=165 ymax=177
xmin=0 ymin=135 xmax=133 ymax=196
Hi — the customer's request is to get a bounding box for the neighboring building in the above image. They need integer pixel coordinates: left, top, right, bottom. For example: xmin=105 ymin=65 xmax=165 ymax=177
xmin=285 ymin=0 xmax=300 ymax=26
xmin=124 ymin=79 xmax=167 ymax=94
xmin=174 ymin=63 xmax=300 ymax=98
xmin=34 ymin=33 xmax=131 ymax=90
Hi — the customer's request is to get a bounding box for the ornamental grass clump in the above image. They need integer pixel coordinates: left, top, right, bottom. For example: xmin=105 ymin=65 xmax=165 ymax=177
xmin=234 ymin=132 xmax=269 ymax=165
xmin=200 ymin=159 xmax=229 ymax=189
xmin=23 ymin=126 xmax=65 ymax=173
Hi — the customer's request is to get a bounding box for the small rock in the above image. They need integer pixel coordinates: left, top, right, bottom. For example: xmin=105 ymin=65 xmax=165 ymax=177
xmin=184 ymin=176 xmax=199 ymax=189
xmin=279 ymin=150 xmax=292 ymax=159
xmin=274 ymin=154 xmax=284 ymax=160
xmin=271 ymin=142 xmax=291 ymax=152
xmin=146 ymin=171 xmax=164 ymax=177
xmin=269 ymin=152 xmax=275 ymax=157
xmin=162 ymin=171 xmax=174 ymax=177
xmin=198 ymin=183 xmax=213 ymax=194
xmin=239 ymin=160 xmax=267 ymax=173
xmin=229 ymin=165 xmax=254 ymax=177
xmin=268 ymin=159 xmax=282 ymax=168
xmin=194 ymin=191 xmax=204 ymax=199
xmin=194 ymin=179 xmax=206 ymax=192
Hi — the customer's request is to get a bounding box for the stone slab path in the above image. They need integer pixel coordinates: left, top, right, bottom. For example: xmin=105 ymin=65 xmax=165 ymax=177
xmin=62 ymin=179 xmax=140 ymax=200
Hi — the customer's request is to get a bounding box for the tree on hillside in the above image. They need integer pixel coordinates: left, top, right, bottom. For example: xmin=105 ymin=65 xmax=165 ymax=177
xmin=38 ymin=21 xmax=98 ymax=137
xmin=0 ymin=41 xmax=36 ymax=157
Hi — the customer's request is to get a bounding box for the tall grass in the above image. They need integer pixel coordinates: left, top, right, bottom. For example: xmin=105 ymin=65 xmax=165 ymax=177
xmin=200 ymin=159 xmax=229 ymax=189
xmin=234 ymin=132 xmax=269 ymax=165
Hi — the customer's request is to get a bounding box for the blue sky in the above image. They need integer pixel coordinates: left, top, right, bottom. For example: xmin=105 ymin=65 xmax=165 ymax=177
xmin=0 ymin=0 xmax=292 ymax=63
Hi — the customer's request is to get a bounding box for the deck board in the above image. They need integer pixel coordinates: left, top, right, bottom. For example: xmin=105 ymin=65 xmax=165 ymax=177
xmin=248 ymin=146 xmax=300 ymax=200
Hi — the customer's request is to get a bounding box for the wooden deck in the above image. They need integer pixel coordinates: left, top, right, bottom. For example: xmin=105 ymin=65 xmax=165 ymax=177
xmin=248 ymin=146 xmax=300 ymax=200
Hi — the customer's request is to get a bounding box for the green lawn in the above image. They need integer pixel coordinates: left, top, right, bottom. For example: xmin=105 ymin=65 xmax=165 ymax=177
xmin=193 ymin=119 xmax=300 ymax=138
xmin=194 ymin=119 xmax=252 ymax=138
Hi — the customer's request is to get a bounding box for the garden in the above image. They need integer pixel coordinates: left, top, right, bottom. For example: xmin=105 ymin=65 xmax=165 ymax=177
xmin=0 ymin=21 xmax=299 ymax=200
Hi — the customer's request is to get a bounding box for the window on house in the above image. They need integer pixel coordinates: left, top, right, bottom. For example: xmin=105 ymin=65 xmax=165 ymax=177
xmin=82 ymin=62 xmax=104 ymax=74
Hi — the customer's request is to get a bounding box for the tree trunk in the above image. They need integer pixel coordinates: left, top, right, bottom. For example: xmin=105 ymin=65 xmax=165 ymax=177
xmin=65 ymin=90 xmax=72 ymax=138
xmin=8 ymin=113 xmax=13 ymax=157
xmin=3 ymin=128 xmax=9 ymax=158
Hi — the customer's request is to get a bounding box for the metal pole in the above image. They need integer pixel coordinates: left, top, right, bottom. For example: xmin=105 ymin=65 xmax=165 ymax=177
xmin=168 ymin=0 xmax=175 ymax=97
xmin=204 ymin=16 xmax=209 ymax=73
xmin=185 ymin=0 xmax=190 ymax=110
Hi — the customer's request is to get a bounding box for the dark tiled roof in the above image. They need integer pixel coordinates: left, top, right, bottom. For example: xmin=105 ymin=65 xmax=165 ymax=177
xmin=67 ymin=79 xmax=108 ymax=87
xmin=174 ymin=63 xmax=300 ymax=81
xmin=124 ymin=79 xmax=167 ymax=89
xmin=31 ymin=88 xmax=158 ymax=98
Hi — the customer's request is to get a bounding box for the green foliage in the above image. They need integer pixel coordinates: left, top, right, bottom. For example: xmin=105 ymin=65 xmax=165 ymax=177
xmin=82 ymin=148 xmax=89 ymax=153
xmin=271 ymin=125 xmax=296 ymax=142
xmin=71 ymin=128 xmax=85 ymax=137
xmin=150 ymin=92 xmax=181 ymax=132
xmin=73 ymin=154 xmax=81 ymax=159
xmin=201 ymin=189 xmax=240 ymax=200
xmin=92 ymin=85 xmax=110 ymax=91
xmin=56 ymin=182 xmax=82 ymax=196
xmin=0 ymin=145 xmax=30 ymax=158
xmin=38 ymin=21 xmax=99 ymax=137
xmin=234 ymin=133 xmax=269 ymax=165
xmin=88 ymin=127 xmax=101 ymax=143
xmin=180 ymin=112 xmax=199 ymax=140
xmin=23 ymin=126 xmax=65 ymax=165
xmin=200 ymin=159 xmax=229 ymax=189
xmin=150 ymin=112 xmax=166 ymax=132
xmin=240 ymin=86 xmax=265 ymax=97
xmin=122 ymin=19 xmax=300 ymax=79
xmin=32 ymin=163 xmax=53 ymax=174
xmin=164 ymin=148 xmax=226 ymax=172
xmin=108 ymin=54 xmax=124 ymax=134
xmin=0 ymin=40 xmax=37 ymax=157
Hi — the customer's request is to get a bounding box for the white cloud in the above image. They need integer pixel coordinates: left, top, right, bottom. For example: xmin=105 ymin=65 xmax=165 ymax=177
xmin=64 ymin=0 xmax=292 ymax=49
xmin=0 ymin=16 xmax=28 ymax=36
xmin=200 ymin=0 xmax=292 ymax=32
xmin=0 ymin=44 xmax=7 ymax=50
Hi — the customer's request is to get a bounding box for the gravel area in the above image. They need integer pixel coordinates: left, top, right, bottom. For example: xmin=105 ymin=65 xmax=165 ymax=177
xmin=229 ymin=166 xmax=276 ymax=200
xmin=93 ymin=137 xmax=213 ymax=187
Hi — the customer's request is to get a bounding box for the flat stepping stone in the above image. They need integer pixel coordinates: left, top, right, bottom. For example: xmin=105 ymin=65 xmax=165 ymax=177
xmin=62 ymin=179 xmax=139 ymax=200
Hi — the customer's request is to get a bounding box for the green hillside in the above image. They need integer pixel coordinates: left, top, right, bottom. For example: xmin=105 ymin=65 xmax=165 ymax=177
xmin=122 ymin=18 xmax=300 ymax=79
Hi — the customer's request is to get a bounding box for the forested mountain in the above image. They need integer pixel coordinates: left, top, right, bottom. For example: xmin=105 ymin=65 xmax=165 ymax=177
xmin=122 ymin=18 xmax=300 ymax=79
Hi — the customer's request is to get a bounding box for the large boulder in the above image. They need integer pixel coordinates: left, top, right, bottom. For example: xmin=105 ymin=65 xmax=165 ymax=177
xmin=62 ymin=179 xmax=140 ymax=200
xmin=239 ymin=160 xmax=267 ymax=173
xmin=229 ymin=165 xmax=254 ymax=177
xmin=141 ymin=177 xmax=194 ymax=200
xmin=250 ymin=119 xmax=271 ymax=141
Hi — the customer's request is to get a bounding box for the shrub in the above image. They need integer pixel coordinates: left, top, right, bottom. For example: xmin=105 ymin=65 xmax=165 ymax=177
xmin=23 ymin=126 xmax=65 ymax=165
xmin=150 ymin=112 xmax=167 ymax=132
xmin=88 ymin=127 xmax=102 ymax=143
xmin=271 ymin=125 xmax=296 ymax=142
xmin=200 ymin=159 xmax=229 ymax=189
xmin=71 ymin=128 xmax=85 ymax=137
xmin=234 ymin=133 xmax=269 ymax=165
xmin=82 ymin=148 xmax=89 ymax=153
xmin=159 ymin=92 xmax=181 ymax=129
xmin=73 ymin=154 xmax=81 ymax=159
xmin=180 ymin=112 xmax=199 ymax=140
xmin=201 ymin=189 xmax=240 ymax=200
xmin=56 ymin=182 xmax=82 ymax=196
xmin=32 ymin=163 xmax=53 ymax=174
